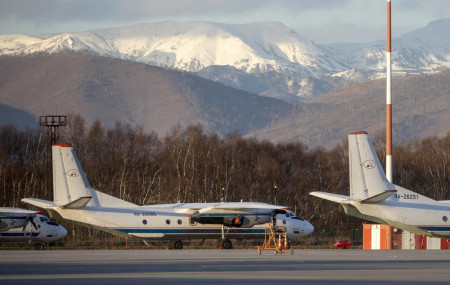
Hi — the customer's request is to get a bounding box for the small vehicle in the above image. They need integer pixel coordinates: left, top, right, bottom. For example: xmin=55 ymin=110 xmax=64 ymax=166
xmin=333 ymin=239 xmax=351 ymax=249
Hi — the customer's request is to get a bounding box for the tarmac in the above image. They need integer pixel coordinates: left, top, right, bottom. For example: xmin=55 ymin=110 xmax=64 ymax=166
xmin=1 ymin=249 xmax=450 ymax=284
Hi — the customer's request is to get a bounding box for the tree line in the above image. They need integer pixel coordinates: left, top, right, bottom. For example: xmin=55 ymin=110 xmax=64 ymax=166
xmin=0 ymin=114 xmax=449 ymax=241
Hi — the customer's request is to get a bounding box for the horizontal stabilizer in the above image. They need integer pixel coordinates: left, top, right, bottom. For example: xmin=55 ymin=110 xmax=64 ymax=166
xmin=61 ymin=196 xmax=92 ymax=209
xmin=309 ymin=192 xmax=351 ymax=203
xmin=360 ymin=190 xmax=397 ymax=204
xmin=21 ymin=198 xmax=55 ymax=209
xmin=0 ymin=207 xmax=38 ymax=214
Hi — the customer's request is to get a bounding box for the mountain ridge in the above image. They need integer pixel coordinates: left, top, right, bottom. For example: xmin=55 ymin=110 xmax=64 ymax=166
xmin=2 ymin=20 xmax=450 ymax=101
xmin=249 ymin=69 xmax=450 ymax=147
xmin=1 ymin=53 xmax=448 ymax=148
xmin=0 ymin=53 xmax=293 ymax=137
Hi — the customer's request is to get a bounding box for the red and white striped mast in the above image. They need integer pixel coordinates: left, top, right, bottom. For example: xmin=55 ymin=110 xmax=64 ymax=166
xmin=386 ymin=0 xmax=393 ymax=182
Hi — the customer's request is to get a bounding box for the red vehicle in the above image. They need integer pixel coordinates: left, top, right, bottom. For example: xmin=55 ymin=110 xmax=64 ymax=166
xmin=333 ymin=240 xmax=351 ymax=249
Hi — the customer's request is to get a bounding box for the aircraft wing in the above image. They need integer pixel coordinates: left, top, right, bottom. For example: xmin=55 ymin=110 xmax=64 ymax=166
xmin=0 ymin=207 xmax=39 ymax=232
xmin=187 ymin=202 xmax=288 ymax=228
xmin=173 ymin=202 xmax=287 ymax=214
xmin=208 ymin=203 xmax=287 ymax=209
xmin=309 ymin=192 xmax=351 ymax=203
xmin=200 ymin=202 xmax=287 ymax=211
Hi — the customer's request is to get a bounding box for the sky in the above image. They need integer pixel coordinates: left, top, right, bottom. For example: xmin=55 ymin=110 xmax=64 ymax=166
xmin=0 ymin=0 xmax=449 ymax=44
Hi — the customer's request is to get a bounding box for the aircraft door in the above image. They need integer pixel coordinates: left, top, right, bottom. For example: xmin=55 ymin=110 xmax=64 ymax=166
xmin=283 ymin=214 xmax=294 ymax=237
xmin=275 ymin=213 xmax=293 ymax=236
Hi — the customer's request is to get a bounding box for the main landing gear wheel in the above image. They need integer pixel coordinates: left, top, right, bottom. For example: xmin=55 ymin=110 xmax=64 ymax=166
xmin=34 ymin=243 xmax=45 ymax=250
xmin=219 ymin=238 xmax=233 ymax=249
xmin=170 ymin=240 xmax=183 ymax=249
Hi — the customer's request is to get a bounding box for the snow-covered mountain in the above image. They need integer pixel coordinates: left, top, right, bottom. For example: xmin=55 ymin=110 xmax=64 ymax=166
xmin=326 ymin=19 xmax=450 ymax=78
xmin=1 ymin=20 xmax=450 ymax=100
xmin=0 ymin=22 xmax=342 ymax=72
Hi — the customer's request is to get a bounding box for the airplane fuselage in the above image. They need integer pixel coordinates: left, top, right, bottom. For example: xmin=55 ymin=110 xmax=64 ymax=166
xmin=344 ymin=199 xmax=450 ymax=238
xmin=22 ymin=142 xmax=314 ymax=249
xmin=49 ymin=204 xmax=313 ymax=241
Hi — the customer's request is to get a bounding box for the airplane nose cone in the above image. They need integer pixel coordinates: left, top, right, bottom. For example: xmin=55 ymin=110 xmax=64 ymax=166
xmin=305 ymin=221 xmax=314 ymax=236
xmin=59 ymin=226 xmax=67 ymax=238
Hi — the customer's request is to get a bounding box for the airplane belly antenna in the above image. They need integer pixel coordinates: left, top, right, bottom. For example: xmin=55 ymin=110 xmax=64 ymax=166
xmin=386 ymin=0 xmax=393 ymax=183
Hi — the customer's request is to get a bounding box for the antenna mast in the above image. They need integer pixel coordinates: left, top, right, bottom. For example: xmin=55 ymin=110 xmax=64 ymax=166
xmin=386 ymin=0 xmax=393 ymax=182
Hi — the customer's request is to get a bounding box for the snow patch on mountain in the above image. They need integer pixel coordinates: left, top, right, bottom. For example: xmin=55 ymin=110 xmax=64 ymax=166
xmin=0 ymin=34 xmax=41 ymax=53
xmin=1 ymin=22 xmax=339 ymax=74
xmin=326 ymin=19 xmax=450 ymax=79
xmin=1 ymin=19 xmax=450 ymax=100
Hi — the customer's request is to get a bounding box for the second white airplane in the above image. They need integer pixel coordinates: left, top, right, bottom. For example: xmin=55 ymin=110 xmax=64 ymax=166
xmin=310 ymin=131 xmax=450 ymax=238
xmin=0 ymin=208 xmax=67 ymax=249
xmin=23 ymin=142 xmax=314 ymax=249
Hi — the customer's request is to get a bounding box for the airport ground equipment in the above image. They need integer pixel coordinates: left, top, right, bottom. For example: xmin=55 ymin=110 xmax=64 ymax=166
xmin=257 ymin=224 xmax=293 ymax=255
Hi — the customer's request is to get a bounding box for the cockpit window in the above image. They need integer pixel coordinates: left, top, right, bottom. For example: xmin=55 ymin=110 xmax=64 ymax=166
xmin=286 ymin=211 xmax=295 ymax=217
xmin=291 ymin=217 xmax=305 ymax=221
xmin=287 ymin=211 xmax=305 ymax=221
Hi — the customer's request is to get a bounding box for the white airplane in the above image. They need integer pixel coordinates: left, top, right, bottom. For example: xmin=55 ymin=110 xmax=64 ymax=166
xmin=0 ymin=208 xmax=67 ymax=249
xmin=310 ymin=131 xmax=450 ymax=238
xmin=22 ymin=142 xmax=314 ymax=249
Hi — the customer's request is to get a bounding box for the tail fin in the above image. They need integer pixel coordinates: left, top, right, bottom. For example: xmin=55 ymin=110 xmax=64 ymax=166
xmin=348 ymin=131 xmax=395 ymax=201
xmin=311 ymin=131 xmax=433 ymax=205
xmin=53 ymin=143 xmax=91 ymax=205
xmin=52 ymin=143 xmax=137 ymax=208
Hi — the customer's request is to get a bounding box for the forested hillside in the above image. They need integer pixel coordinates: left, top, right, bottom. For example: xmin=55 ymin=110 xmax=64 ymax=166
xmin=252 ymin=69 xmax=450 ymax=147
xmin=1 ymin=115 xmax=449 ymax=244
xmin=0 ymin=54 xmax=292 ymax=137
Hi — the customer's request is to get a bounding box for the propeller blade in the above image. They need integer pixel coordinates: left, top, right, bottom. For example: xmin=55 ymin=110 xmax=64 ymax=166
xmin=23 ymin=215 xmax=38 ymax=232
xmin=30 ymin=216 xmax=38 ymax=230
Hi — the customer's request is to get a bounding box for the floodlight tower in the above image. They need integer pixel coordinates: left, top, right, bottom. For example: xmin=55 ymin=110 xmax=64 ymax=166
xmin=40 ymin=115 xmax=67 ymax=199
xmin=39 ymin=115 xmax=67 ymax=145
xmin=386 ymin=0 xmax=393 ymax=183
